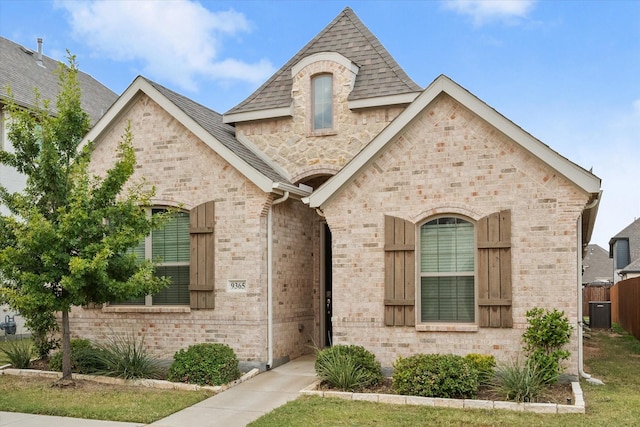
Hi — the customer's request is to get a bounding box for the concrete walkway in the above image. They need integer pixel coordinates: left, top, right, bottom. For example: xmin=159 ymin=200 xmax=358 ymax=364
xmin=148 ymin=354 xmax=317 ymax=427
xmin=0 ymin=354 xmax=317 ymax=427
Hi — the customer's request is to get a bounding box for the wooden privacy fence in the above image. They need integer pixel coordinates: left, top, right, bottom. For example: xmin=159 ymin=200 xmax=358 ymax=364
xmin=582 ymin=284 xmax=610 ymax=315
xmin=611 ymin=277 xmax=640 ymax=341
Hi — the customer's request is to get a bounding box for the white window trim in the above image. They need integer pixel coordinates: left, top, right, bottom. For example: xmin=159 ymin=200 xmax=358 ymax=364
xmin=106 ymin=206 xmax=190 ymax=308
xmin=311 ymin=73 xmax=335 ymax=134
xmin=416 ymin=215 xmax=478 ymax=326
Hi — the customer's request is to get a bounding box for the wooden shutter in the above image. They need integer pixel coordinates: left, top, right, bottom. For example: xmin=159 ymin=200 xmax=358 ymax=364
xmin=384 ymin=216 xmax=415 ymax=326
xmin=477 ymin=210 xmax=512 ymax=327
xmin=189 ymin=201 xmax=215 ymax=309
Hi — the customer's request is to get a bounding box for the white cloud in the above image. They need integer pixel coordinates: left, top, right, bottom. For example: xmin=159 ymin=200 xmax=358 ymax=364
xmin=442 ymin=0 xmax=537 ymax=26
xmin=55 ymin=0 xmax=274 ymax=91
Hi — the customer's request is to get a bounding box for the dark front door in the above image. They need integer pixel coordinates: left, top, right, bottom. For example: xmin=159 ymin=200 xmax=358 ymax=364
xmin=323 ymin=223 xmax=333 ymax=347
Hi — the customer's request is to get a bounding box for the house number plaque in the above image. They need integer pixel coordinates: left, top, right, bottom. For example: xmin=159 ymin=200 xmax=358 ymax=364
xmin=227 ymin=280 xmax=247 ymax=293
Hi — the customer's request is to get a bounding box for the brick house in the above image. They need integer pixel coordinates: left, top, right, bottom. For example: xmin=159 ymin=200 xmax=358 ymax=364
xmin=73 ymin=8 xmax=601 ymax=375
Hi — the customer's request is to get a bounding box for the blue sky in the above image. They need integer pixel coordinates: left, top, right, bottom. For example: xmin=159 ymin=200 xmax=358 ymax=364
xmin=1 ymin=0 xmax=638 ymax=248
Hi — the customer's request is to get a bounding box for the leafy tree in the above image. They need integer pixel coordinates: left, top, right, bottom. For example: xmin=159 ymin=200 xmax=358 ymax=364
xmin=0 ymin=54 xmax=168 ymax=380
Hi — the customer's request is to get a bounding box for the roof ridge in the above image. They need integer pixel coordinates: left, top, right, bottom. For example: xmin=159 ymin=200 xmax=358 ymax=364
xmin=224 ymin=8 xmax=351 ymax=115
xmin=225 ymin=7 xmax=421 ymax=116
xmin=145 ymin=77 xmax=224 ymax=119
xmin=341 ymin=8 xmax=421 ymax=93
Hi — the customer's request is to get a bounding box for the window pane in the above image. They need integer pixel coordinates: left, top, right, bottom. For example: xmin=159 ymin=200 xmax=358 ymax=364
xmin=152 ymin=211 xmax=190 ymax=263
xmin=129 ymin=239 xmax=146 ymax=262
xmin=313 ymin=75 xmax=332 ymax=130
xmin=421 ymin=276 xmax=474 ymax=322
xmin=153 ymin=266 xmax=190 ymax=305
xmin=420 ymin=218 xmax=474 ymax=273
xmin=112 ymin=208 xmax=190 ymax=307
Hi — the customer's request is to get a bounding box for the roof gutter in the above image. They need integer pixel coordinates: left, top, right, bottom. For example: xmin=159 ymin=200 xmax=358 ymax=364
xmin=272 ymin=182 xmax=313 ymax=198
xmin=581 ymin=191 xmax=602 ymax=253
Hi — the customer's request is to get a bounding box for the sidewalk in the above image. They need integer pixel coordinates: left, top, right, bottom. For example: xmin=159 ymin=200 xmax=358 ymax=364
xmin=0 ymin=354 xmax=317 ymax=427
xmin=148 ymin=354 xmax=317 ymax=427
xmin=0 ymin=412 xmax=142 ymax=427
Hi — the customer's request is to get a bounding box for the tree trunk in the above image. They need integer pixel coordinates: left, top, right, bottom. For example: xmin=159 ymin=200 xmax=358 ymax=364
xmin=61 ymin=310 xmax=72 ymax=380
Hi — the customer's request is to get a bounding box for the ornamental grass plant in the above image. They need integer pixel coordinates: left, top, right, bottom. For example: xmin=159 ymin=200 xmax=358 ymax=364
xmin=0 ymin=337 xmax=33 ymax=368
xmin=489 ymin=358 xmax=547 ymax=402
xmin=90 ymin=332 xmax=164 ymax=379
xmin=314 ymin=345 xmax=382 ymax=392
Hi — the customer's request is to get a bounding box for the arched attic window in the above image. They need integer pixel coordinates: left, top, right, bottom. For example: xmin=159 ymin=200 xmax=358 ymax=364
xmin=312 ymin=74 xmax=333 ymax=131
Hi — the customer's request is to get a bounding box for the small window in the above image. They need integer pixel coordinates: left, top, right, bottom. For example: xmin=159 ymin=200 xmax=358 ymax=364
xmin=117 ymin=208 xmax=190 ymax=306
xmin=614 ymin=239 xmax=630 ymax=269
xmin=312 ymin=74 xmax=333 ymax=130
xmin=419 ymin=217 xmax=475 ymax=323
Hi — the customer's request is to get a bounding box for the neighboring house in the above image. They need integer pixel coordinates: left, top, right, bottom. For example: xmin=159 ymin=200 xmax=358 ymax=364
xmin=582 ymin=244 xmax=613 ymax=285
xmin=71 ymin=8 xmax=601 ymax=376
xmin=609 ymin=218 xmax=640 ymax=282
xmin=0 ymin=36 xmax=117 ymax=334
xmin=0 ymin=36 xmax=118 ymax=210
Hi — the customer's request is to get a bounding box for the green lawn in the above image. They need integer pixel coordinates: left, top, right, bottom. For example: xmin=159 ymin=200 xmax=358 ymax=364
xmin=0 ymin=337 xmax=215 ymax=424
xmin=249 ymin=327 xmax=640 ymax=427
xmin=0 ymin=374 xmax=215 ymax=423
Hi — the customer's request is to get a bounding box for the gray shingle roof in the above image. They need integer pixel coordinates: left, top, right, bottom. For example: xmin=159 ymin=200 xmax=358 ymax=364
xmin=226 ymin=7 xmax=422 ymax=116
xmin=609 ymin=217 xmax=640 ymax=266
xmin=582 ymin=244 xmax=613 ymax=284
xmin=144 ymin=78 xmax=289 ymax=184
xmin=621 ymin=257 xmax=640 ymax=273
xmin=0 ymin=36 xmax=117 ymax=125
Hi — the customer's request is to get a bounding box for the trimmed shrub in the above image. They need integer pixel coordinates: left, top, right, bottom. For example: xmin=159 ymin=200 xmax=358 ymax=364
xmin=48 ymin=338 xmax=102 ymax=374
xmin=490 ymin=358 xmax=547 ymax=402
xmin=465 ymin=353 xmax=496 ymax=384
xmin=315 ymin=345 xmax=382 ymax=391
xmin=392 ymin=353 xmax=479 ymax=398
xmin=522 ymin=308 xmax=573 ymax=385
xmin=168 ymin=343 xmax=241 ymax=386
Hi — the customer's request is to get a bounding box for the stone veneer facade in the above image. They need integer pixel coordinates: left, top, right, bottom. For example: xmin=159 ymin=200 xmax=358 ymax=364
xmin=235 ymin=58 xmax=405 ymax=184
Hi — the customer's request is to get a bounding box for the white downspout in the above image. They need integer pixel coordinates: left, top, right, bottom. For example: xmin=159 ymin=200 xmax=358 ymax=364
xmin=267 ymin=191 xmax=289 ymax=369
xmin=577 ymin=215 xmax=590 ymax=379
xmin=578 ymin=200 xmax=603 ymax=384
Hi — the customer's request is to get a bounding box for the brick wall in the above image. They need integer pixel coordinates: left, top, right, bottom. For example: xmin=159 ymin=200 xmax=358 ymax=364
xmin=74 ymin=94 xmax=276 ymax=365
xmin=322 ymin=93 xmax=586 ymax=373
xmin=270 ymin=198 xmax=318 ymax=361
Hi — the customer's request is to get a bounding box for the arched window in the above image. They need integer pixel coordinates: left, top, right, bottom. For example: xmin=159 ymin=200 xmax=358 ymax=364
xmin=419 ymin=217 xmax=475 ymax=322
xmin=312 ymin=74 xmax=333 ymax=130
xmin=121 ymin=208 xmax=190 ymax=306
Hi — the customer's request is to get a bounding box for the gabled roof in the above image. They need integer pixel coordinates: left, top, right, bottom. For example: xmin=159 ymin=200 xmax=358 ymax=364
xmin=610 ymin=217 xmax=640 ymax=242
xmin=620 ymin=257 xmax=640 ymax=274
xmin=82 ymin=76 xmax=308 ymax=196
xmin=582 ymin=244 xmax=613 ymax=284
xmin=305 ymin=75 xmax=602 ymax=237
xmin=0 ymin=36 xmax=117 ymax=124
xmin=224 ymin=7 xmax=421 ymax=120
